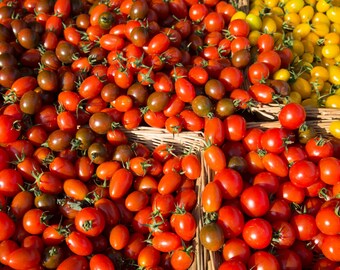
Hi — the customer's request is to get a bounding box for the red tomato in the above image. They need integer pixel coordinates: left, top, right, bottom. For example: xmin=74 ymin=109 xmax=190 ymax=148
xmin=240 ymin=185 xmax=270 ymax=217
xmin=22 ymin=208 xmax=48 ymax=235
xmin=158 ymin=171 xmax=182 ymax=195
xmin=175 ymin=78 xmax=196 ymax=103
xmin=276 ymin=181 xmax=305 ymax=204
xmin=147 ymin=33 xmax=170 ymax=54
xmin=257 ymin=34 xmax=275 ymax=53
xmin=202 ymin=182 xmax=222 ymax=212
xmin=181 ymin=154 xmax=201 ymax=179
xmin=248 ymin=251 xmax=280 ymax=270
xmin=56 ymin=255 xmax=89 ymax=270
xmin=110 ymin=224 xmax=130 ymax=250
xmin=204 ymin=117 xmax=225 ymax=146
xmin=75 ymin=207 xmax=106 ymax=237
xmin=0 ymin=168 xmax=23 ymax=197
xmin=218 ymin=260 xmax=247 ymax=270
xmin=213 ymin=168 xmax=243 ymax=199
xmin=66 ymin=231 xmax=93 ymax=256
xmin=0 ymin=115 xmax=21 ymax=144
xmin=242 ymin=218 xmax=272 ymax=249
xmin=217 ymin=205 xmax=244 ymax=239
xmin=289 ymin=160 xmax=319 ymax=188
xmin=257 ymin=50 xmax=282 ymax=74
xmin=0 ymin=240 xmax=18 ymax=265
xmin=109 ymin=168 xmax=133 ymax=199
xmin=278 ymin=103 xmax=306 ymax=130
xmin=262 ymin=152 xmax=289 ymax=178
xmin=8 ymin=248 xmax=41 ymax=270
xmin=272 ymin=220 xmax=296 ymax=248
xmin=261 ymin=128 xmax=289 ymax=154
xmin=170 ymin=246 xmax=194 ymax=270
xmin=248 ymin=62 xmax=270 ymax=84
xmin=0 ymin=212 xmax=15 ymax=241
xmin=291 ymin=214 xmax=319 ymax=241
xmin=223 ymin=114 xmax=246 ymax=141
xmin=321 ymin=235 xmax=340 ymax=262
xmin=170 ymin=210 xmax=196 ymax=241
xmin=316 ymin=204 xmax=340 ymax=236
xmin=137 ymin=245 xmax=161 ymax=268
xmin=219 ymin=67 xmax=243 ymax=92
xmin=90 ymin=254 xmax=115 ymax=270
xmin=228 ymin=19 xmax=250 ymax=37
xmin=249 ymin=84 xmax=275 ymax=104
xmin=319 ymin=157 xmax=340 ymax=185
xmin=152 ymin=232 xmax=182 ymax=253
xmin=222 ymin=238 xmax=250 ymax=263
xmin=204 ymin=145 xmax=226 ymax=172
xmin=305 ymin=137 xmax=334 ymax=162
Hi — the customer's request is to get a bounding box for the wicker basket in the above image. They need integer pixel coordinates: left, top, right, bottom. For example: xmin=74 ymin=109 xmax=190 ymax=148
xmin=121 ymin=127 xmax=208 ymax=270
xmin=250 ymin=103 xmax=340 ymax=121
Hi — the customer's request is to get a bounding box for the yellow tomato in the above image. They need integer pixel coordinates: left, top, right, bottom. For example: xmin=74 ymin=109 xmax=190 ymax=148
xmin=246 ymin=14 xmax=263 ymax=31
xmin=270 ymin=15 xmax=284 ymax=31
xmin=335 ymin=54 xmax=340 ymax=63
xmin=284 ymin=12 xmax=301 ymax=27
xmin=328 ymin=65 xmax=340 ymax=85
xmin=264 ymin=0 xmax=279 ymax=8
xmin=301 ymin=97 xmax=319 ymax=107
xmin=292 ymin=40 xmax=305 ymax=56
xmin=310 ymin=66 xmax=329 ymax=81
xmin=289 ymin=91 xmax=302 ymax=103
xmin=299 ymin=6 xmax=315 ymax=22
xmin=302 ymin=40 xmax=315 ymax=53
xmin=322 ymin=44 xmax=340 ymax=58
xmin=273 ymin=69 xmax=291 ymax=81
xmin=291 ymin=77 xmax=312 ymax=99
xmin=284 ymin=0 xmax=305 ymax=13
xmin=305 ymin=0 xmax=317 ymax=6
xmin=316 ymin=0 xmax=331 ymax=13
xmin=312 ymin=23 xmax=330 ymax=37
xmin=323 ymin=57 xmax=336 ymax=66
xmin=330 ymin=121 xmax=340 ymax=139
xmin=325 ymin=94 xmax=340 ymax=108
xmin=330 ymin=23 xmax=340 ymax=34
xmin=248 ymin=30 xmax=261 ymax=45
xmin=231 ymin=11 xmax=247 ymax=21
xmin=249 ymin=7 xmax=263 ymax=16
xmin=312 ymin=12 xmax=331 ymax=26
xmin=302 ymin=52 xmax=314 ymax=62
xmin=261 ymin=16 xmax=277 ymax=34
xmin=272 ymin=7 xmax=285 ymax=16
xmin=324 ymin=32 xmax=340 ymax=44
xmin=327 ymin=6 xmax=340 ymax=24
xmin=314 ymin=45 xmax=324 ymax=60
xmin=293 ymin=23 xmax=311 ymax=39
xmin=310 ymin=77 xmax=325 ymax=92
xmin=305 ymin=32 xmax=321 ymax=44
xmin=273 ymin=32 xmax=283 ymax=45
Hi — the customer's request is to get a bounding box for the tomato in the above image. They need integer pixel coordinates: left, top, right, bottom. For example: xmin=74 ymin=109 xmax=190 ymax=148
xmin=0 ymin=240 xmax=18 ymax=265
xmin=272 ymin=220 xmax=296 ymax=249
xmin=204 ymin=145 xmax=226 ymax=172
xmin=248 ymin=62 xmax=270 ymax=84
xmin=248 ymin=251 xmax=280 ymax=270
xmin=10 ymin=190 xmax=34 ymax=219
xmin=260 ymin=128 xmax=289 ymax=154
xmin=319 ymin=157 xmax=340 ymax=185
xmin=242 ymin=218 xmax=272 ymax=249
xmin=75 ymin=207 xmax=105 ymax=237
xmin=316 ymin=204 xmax=340 ymax=236
xmin=57 ymin=255 xmax=89 ymax=270
xmin=289 ymin=159 xmax=319 ymax=188
xmin=89 ymin=254 xmax=115 ymax=270
xmin=158 ymin=171 xmax=182 ymax=195
xmin=202 ymin=182 xmax=222 ymax=212
xmin=278 ymin=103 xmax=306 ymax=130
xmin=0 ymin=168 xmax=23 ymax=197
xmin=170 ymin=210 xmax=196 ymax=241
xmin=204 ymin=117 xmax=225 ymax=146
xmin=248 ymin=83 xmax=275 ymax=104
xmin=0 ymin=115 xmax=21 ymax=144
xmin=240 ymin=186 xmax=270 ymax=217
xmin=217 ymin=205 xmax=244 ymax=238
xmin=218 ymin=260 xmax=247 ymax=270
xmin=199 ymin=223 xmax=224 ymax=251
xmin=8 ymin=248 xmax=41 ymax=270
xmin=305 ymin=137 xmax=334 ymax=162
xmin=291 ymin=214 xmax=319 ymax=241
xmin=222 ymin=238 xmax=250 ymax=263
xmin=242 ymin=128 xmax=263 ymax=151
xmin=125 ymin=190 xmax=149 ymax=212
xmin=170 ymin=246 xmax=194 ymax=270
xmin=262 ymin=152 xmax=289 ymax=178
xmin=181 ymin=154 xmax=201 ymax=180
xmin=152 ymin=232 xmax=182 ymax=253
xmin=0 ymin=212 xmax=15 ymax=241
xmin=109 ymin=168 xmax=133 ymax=199
xmin=321 ymin=235 xmax=340 ymax=262
xmin=276 ymin=249 xmax=302 ymax=270
xmin=137 ymin=245 xmax=161 ymax=268
xmin=66 ymin=231 xmax=93 ymax=256
xmin=223 ymin=115 xmax=246 ymax=141
xmin=219 ymin=67 xmax=244 ymax=92
xmin=257 ymin=50 xmax=282 ymax=74
xmin=253 ymin=171 xmax=279 ymax=194
xmin=147 ymin=33 xmax=170 ymax=54
xmin=110 ymin=224 xmax=130 ymax=250
xmin=179 ymin=110 xmax=204 ymax=131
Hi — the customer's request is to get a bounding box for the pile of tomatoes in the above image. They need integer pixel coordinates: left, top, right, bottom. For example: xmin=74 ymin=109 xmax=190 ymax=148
xmin=0 ymin=0 xmax=340 ymax=269
xmin=201 ymin=102 xmax=340 ymax=269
